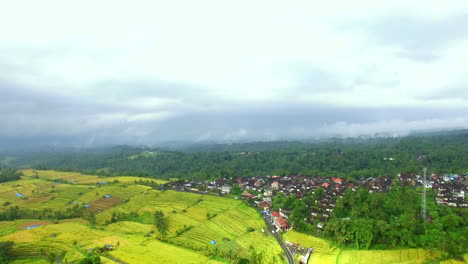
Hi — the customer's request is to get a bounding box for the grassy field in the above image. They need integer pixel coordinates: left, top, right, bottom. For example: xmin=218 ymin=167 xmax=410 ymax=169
xmin=0 ymin=170 xmax=285 ymax=264
xmin=283 ymin=230 xmax=467 ymax=264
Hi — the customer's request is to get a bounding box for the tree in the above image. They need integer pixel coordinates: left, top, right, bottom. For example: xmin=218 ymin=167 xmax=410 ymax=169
xmin=0 ymin=206 xmax=21 ymax=221
xmin=0 ymin=169 xmax=22 ymax=183
xmin=0 ymin=241 xmax=14 ymax=263
xmin=248 ymin=246 xmax=264 ymax=264
xmin=232 ymin=184 xmax=242 ymax=195
xmin=77 ymin=252 xmax=100 ymax=264
xmin=313 ymin=187 xmax=325 ymax=200
xmin=88 ymin=213 xmax=96 ymax=228
xmin=154 ymin=210 xmax=167 ymax=237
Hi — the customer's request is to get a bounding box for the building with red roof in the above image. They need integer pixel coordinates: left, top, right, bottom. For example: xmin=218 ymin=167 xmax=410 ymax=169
xmin=241 ymin=190 xmax=256 ymax=200
xmin=254 ymin=180 xmax=263 ymax=187
xmin=332 ymin=177 xmax=343 ymax=183
xmin=259 ymin=202 xmax=270 ymax=210
xmin=274 ymin=216 xmax=290 ymax=231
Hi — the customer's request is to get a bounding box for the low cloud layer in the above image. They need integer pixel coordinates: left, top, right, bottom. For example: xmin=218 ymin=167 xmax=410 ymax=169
xmin=1 ymin=0 xmax=468 ymax=145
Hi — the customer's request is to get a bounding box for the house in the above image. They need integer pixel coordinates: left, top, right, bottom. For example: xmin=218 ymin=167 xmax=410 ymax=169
xmin=271 ymin=181 xmax=280 ymax=190
xmin=332 ymin=177 xmax=342 ymax=184
xmin=271 ymin=211 xmax=280 ymax=218
xmin=264 ymin=187 xmax=273 ymax=197
xmin=241 ymin=190 xmax=256 ymax=199
xmin=254 ymin=180 xmax=263 ymax=188
xmin=221 ymin=184 xmax=232 ymax=194
xmin=274 ymin=216 xmax=290 ymax=231
xmin=280 ymin=208 xmax=292 ymax=219
xmin=322 ymin=183 xmax=330 ymax=188
xmin=259 ymin=202 xmax=270 ymax=211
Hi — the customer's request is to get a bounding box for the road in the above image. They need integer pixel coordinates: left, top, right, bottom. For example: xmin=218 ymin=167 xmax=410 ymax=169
xmin=261 ymin=212 xmax=295 ymax=264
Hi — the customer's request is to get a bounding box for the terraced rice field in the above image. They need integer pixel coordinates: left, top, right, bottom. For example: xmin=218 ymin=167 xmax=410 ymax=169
xmin=0 ymin=170 xmax=285 ymax=263
xmin=283 ymin=230 xmax=454 ymax=264
xmin=21 ymin=169 xmax=168 ymax=185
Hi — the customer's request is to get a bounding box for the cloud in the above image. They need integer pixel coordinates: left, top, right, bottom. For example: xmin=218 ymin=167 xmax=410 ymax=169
xmin=365 ymin=13 xmax=468 ymax=53
xmin=0 ymin=0 xmax=467 ymax=145
xmin=318 ymin=117 xmax=468 ymax=138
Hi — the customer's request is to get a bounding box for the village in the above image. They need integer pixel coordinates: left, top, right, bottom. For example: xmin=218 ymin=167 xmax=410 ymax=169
xmin=158 ymin=171 xmax=467 ymax=263
xmin=162 ymin=171 xmax=468 ymax=232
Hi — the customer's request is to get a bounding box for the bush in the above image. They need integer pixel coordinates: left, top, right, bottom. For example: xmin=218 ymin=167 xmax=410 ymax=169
xmin=0 ymin=169 xmax=22 ymax=183
xmin=0 ymin=241 xmax=14 ymax=262
xmin=77 ymin=254 xmax=100 ymax=264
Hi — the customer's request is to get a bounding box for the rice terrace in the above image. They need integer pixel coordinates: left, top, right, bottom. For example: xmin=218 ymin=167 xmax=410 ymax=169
xmin=0 ymin=170 xmax=284 ymax=263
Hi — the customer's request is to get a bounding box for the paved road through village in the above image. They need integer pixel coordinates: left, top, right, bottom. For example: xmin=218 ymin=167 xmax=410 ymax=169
xmin=261 ymin=212 xmax=295 ymax=264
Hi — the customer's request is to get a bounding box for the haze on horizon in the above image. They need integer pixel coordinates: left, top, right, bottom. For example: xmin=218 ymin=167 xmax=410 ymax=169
xmin=1 ymin=0 xmax=468 ymax=146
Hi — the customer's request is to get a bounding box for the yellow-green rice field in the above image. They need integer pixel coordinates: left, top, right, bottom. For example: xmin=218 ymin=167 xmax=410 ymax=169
xmin=283 ymin=230 xmax=467 ymax=264
xmin=0 ymin=170 xmax=285 ymax=264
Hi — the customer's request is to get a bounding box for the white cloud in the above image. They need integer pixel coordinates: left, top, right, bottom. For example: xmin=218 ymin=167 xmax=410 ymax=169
xmin=1 ymin=0 xmax=468 ymax=142
xmin=319 ymin=117 xmax=468 ymax=138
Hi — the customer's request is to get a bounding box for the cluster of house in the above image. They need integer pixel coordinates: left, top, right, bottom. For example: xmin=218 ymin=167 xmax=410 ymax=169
xmin=161 ymin=172 xmax=468 ymax=232
xmin=398 ymin=172 xmax=468 ymax=208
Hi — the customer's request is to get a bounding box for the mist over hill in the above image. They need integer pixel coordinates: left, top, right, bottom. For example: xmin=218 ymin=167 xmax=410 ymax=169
xmin=1 ymin=130 xmax=467 ymax=181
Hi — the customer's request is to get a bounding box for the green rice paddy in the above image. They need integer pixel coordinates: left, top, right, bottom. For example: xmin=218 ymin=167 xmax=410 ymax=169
xmin=0 ymin=170 xmax=284 ymax=264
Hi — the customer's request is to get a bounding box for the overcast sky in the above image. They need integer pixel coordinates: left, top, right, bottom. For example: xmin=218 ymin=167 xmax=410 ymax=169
xmin=1 ymin=0 xmax=468 ymax=145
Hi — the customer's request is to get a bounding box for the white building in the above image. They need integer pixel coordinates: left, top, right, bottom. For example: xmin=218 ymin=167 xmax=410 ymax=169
xmin=221 ymin=184 xmax=232 ymax=194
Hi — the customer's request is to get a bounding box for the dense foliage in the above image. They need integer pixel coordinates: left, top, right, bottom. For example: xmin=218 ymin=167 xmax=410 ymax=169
xmin=0 ymin=241 xmax=14 ymax=264
xmin=77 ymin=252 xmax=101 ymax=264
xmin=0 ymin=168 xmax=22 ymax=183
xmin=1 ymin=131 xmax=467 ymax=180
xmin=273 ymin=185 xmax=468 ymax=259
xmin=154 ymin=210 xmax=168 ymax=237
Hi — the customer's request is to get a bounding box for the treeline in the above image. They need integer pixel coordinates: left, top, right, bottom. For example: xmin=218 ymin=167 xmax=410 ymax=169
xmin=0 ymin=204 xmax=87 ymax=221
xmin=0 ymin=241 xmax=14 ymax=263
xmin=0 ymin=168 xmax=22 ymax=183
xmin=2 ymin=131 xmax=468 ymax=180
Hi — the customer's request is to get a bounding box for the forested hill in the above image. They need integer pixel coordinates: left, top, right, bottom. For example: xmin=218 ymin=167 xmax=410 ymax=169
xmin=1 ymin=131 xmax=468 ymax=180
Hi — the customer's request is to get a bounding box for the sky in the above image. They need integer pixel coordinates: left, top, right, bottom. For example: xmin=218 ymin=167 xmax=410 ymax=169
xmin=1 ymin=0 xmax=468 ymax=145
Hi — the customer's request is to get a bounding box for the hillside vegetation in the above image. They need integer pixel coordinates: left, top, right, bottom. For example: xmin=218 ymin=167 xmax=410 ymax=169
xmin=2 ymin=131 xmax=467 ymax=180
